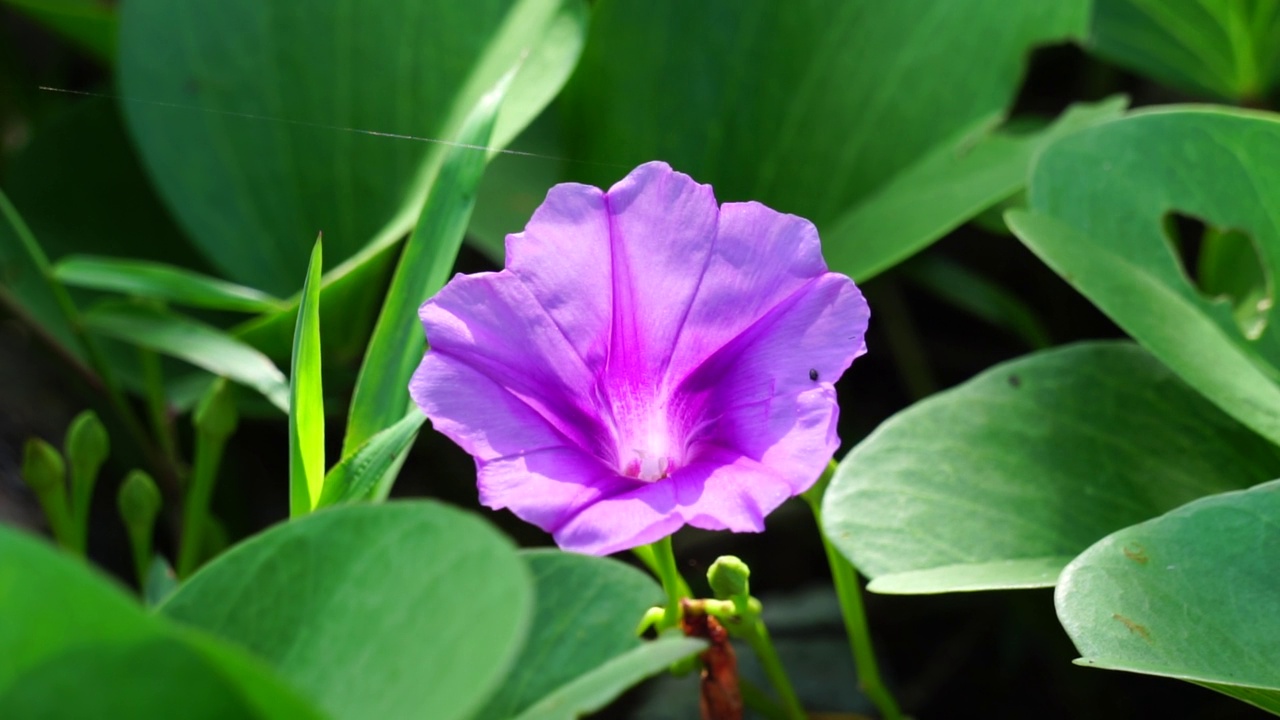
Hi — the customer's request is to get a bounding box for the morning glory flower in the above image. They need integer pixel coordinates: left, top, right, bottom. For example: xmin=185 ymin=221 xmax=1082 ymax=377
xmin=411 ymin=162 xmax=868 ymax=555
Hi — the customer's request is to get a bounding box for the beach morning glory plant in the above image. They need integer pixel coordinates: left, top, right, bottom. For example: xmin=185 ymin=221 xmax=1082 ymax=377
xmin=411 ymin=161 xmax=869 ymax=555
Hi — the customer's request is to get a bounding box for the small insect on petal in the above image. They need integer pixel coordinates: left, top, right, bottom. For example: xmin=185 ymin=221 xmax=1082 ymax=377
xmin=809 ymin=368 xmax=819 ymax=381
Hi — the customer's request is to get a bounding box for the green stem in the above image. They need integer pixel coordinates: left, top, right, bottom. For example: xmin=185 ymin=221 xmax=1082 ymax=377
xmin=632 ymin=541 xmax=692 ymax=600
xmin=646 ymin=535 xmax=685 ymax=629
xmin=740 ymin=617 xmax=806 ymax=720
xmin=805 ymin=462 xmax=904 ymax=720
xmin=178 ymin=380 xmax=237 ymax=578
xmin=177 ymin=426 xmax=222 ymax=578
xmin=139 ymin=348 xmax=179 ymax=466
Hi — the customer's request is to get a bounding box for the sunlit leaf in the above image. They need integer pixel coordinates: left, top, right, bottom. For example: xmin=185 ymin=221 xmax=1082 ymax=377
xmin=82 ymin=301 xmax=289 ymax=412
xmin=1057 ymin=481 xmax=1280 ymax=714
xmin=288 ymin=239 xmax=325 ymax=514
xmin=823 ymin=342 xmax=1280 ymax=593
xmin=161 ymin=502 xmax=532 ymax=720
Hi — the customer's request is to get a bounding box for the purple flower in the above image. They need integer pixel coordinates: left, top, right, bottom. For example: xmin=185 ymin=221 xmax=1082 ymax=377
xmin=411 ymin=162 xmax=869 ymax=555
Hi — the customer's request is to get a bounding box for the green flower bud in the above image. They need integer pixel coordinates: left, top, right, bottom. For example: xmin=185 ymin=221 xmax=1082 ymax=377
xmin=118 ymin=470 xmax=162 ymax=533
xmin=118 ymin=470 xmax=162 ymax=589
xmin=707 ymin=555 xmax=751 ymax=601
xmin=65 ymin=410 xmax=109 ymax=489
xmin=22 ymin=437 xmax=74 ymax=548
xmin=21 ymin=438 xmax=65 ymax=495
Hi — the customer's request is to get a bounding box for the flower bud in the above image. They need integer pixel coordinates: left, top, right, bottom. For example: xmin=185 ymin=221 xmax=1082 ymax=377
xmin=707 ymin=555 xmax=751 ymax=601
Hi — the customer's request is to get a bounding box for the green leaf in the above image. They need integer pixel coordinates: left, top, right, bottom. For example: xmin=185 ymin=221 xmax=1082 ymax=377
xmin=1 ymin=0 xmax=117 ymax=64
xmin=1088 ymin=0 xmax=1280 ymax=101
xmin=822 ymin=342 xmax=1280 ymax=594
xmin=0 ymin=524 xmax=324 ymax=719
xmin=474 ymin=550 xmax=681 ymax=720
xmin=825 ymin=96 xmax=1128 ymax=281
xmin=343 ymin=67 xmax=512 ymax=455
xmin=558 ymin=0 xmax=1090 ymax=279
xmin=118 ymin=0 xmax=586 ymax=295
xmin=0 ymin=187 xmax=82 ymax=356
xmin=1056 ymin=481 xmax=1280 ymax=715
xmin=82 ymin=301 xmax=289 ymax=412
xmin=514 ymin=636 xmax=707 ymax=720
xmin=289 ymin=239 xmax=325 ymax=515
xmin=318 ymin=411 xmax=426 ymax=508
xmin=1009 ymin=108 xmax=1280 ymax=446
xmin=160 ymin=502 xmax=533 ymax=720
xmin=53 ymin=255 xmax=285 ymax=313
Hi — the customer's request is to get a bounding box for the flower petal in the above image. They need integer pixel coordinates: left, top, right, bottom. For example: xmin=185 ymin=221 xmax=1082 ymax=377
xmin=421 ymin=271 xmax=613 ymax=461
xmin=409 ymin=352 xmax=568 ymax=460
xmin=678 ymin=273 xmax=869 ymax=493
xmin=477 ymin=446 xmax=636 ymax=536
xmin=666 ymin=202 xmax=832 ymax=382
xmin=552 ymin=449 xmax=794 ymax=555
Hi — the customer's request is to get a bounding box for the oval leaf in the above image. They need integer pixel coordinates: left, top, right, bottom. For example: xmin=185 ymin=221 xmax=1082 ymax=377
xmin=475 ymin=550 xmax=683 ymax=720
xmin=823 ymin=341 xmax=1280 ymax=593
xmin=0 ymin=525 xmax=323 ymax=719
xmin=160 ymin=501 xmax=533 ymax=720
xmin=1056 ymin=481 xmax=1280 ymax=715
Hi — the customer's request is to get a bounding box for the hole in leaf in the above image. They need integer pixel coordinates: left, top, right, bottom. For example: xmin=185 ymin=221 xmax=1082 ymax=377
xmin=1164 ymin=211 xmax=1272 ymax=340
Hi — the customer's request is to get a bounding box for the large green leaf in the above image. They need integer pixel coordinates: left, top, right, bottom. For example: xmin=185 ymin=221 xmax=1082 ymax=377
xmin=160 ymin=502 xmax=533 ymax=720
xmin=0 ymin=524 xmax=323 ymax=719
xmin=475 ymin=550 xmax=697 ymax=720
xmin=823 ymin=342 xmax=1280 ymax=594
xmin=556 ymin=0 xmax=1089 ymax=280
xmin=1057 ymin=481 xmax=1280 ymax=715
xmin=1009 ymin=108 xmax=1280 ymax=446
xmin=118 ymin=0 xmax=585 ymax=295
xmin=1089 ymin=0 xmax=1280 ymax=101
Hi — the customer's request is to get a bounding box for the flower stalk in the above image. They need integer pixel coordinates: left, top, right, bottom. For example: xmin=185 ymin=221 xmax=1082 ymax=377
xmin=804 ymin=461 xmax=904 ymax=720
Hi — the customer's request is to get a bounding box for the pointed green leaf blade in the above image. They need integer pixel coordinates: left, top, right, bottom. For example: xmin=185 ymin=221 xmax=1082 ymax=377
xmin=288 ymin=239 xmax=325 ymax=515
xmin=82 ymin=301 xmax=289 ymax=412
xmin=318 ymin=410 xmax=426 ymax=508
xmin=342 ymin=68 xmax=513 ymax=455
xmin=54 ymin=256 xmax=284 ymax=313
